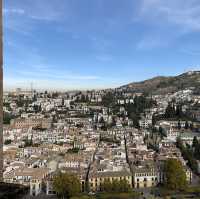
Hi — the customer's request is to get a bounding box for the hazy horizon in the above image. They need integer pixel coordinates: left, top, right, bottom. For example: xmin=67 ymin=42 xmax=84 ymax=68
xmin=4 ymin=0 xmax=200 ymax=90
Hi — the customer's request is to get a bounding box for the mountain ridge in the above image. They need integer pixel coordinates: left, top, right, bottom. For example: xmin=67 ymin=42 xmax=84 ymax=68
xmin=119 ymin=71 xmax=200 ymax=94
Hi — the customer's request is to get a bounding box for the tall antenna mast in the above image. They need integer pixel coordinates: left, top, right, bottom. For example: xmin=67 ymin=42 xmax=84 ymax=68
xmin=31 ymin=82 xmax=33 ymax=95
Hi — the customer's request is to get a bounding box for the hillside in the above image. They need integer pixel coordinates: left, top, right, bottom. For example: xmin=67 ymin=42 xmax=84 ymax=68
xmin=119 ymin=71 xmax=200 ymax=94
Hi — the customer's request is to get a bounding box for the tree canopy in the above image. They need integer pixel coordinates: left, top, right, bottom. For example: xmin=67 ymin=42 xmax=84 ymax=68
xmin=177 ymin=137 xmax=198 ymax=173
xmin=125 ymin=95 xmax=156 ymax=128
xmin=164 ymin=158 xmax=187 ymax=191
xmin=101 ymin=179 xmax=131 ymax=193
xmin=53 ymin=172 xmax=81 ymax=199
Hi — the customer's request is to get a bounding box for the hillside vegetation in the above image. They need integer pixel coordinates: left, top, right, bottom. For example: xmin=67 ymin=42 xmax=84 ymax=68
xmin=120 ymin=71 xmax=200 ymax=94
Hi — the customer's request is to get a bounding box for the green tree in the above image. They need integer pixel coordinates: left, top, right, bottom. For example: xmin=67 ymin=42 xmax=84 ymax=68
xmin=194 ymin=143 xmax=200 ymax=160
xmin=129 ymin=112 xmax=140 ymax=128
xmin=176 ymin=104 xmax=183 ymax=117
xmin=124 ymin=95 xmax=156 ymax=128
xmin=192 ymin=136 xmax=199 ymax=148
xmin=99 ymin=117 xmax=105 ymax=124
xmin=4 ymin=139 xmax=11 ymax=145
xmin=23 ymin=138 xmax=33 ymax=147
xmin=185 ymin=121 xmax=189 ymax=129
xmin=101 ymin=179 xmax=131 ymax=193
xmin=176 ymin=137 xmax=198 ymax=173
xmin=190 ymin=123 xmax=194 ymax=130
xmin=152 ymin=114 xmax=157 ymax=126
xmin=118 ymin=179 xmax=131 ymax=192
xmin=110 ymin=117 xmax=116 ymax=127
xmin=102 ymin=92 xmax=116 ymax=107
xmin=178 ymin=120 xmax=181 ymax=130
xmin=71 ymin=196 xmax=94 ymax=199
xmin=102 ymin=179 xmax=113 ymax=192
xmin=165 ymin=103 xmax=176 ymax=118
xmin=53 ymin=172 xmax=81 ymax=199
xmin=3 ymin=112 xmax=14 ymax=125
xmin=159 ymin=127 xmax=166 ymax=138
xmin=164 ymin=159 xmax=187 ymax=191
xmin=52 ymin=92 xmax=59 ymax=98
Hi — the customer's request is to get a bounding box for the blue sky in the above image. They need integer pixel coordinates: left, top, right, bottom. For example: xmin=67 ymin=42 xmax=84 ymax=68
xmin=3 ymin=0 xmax=200 ymax=90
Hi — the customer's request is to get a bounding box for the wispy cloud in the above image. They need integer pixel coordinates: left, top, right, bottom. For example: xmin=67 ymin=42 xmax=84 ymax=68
xmin=138 ymin=0 xmax=200 ymax=32
xmin=3 ymin=8 xmax=25 ymax=15
xmin=4 ymin=64 xmax=101 ymax=91
xmin=180 ymin=49 xmax=200 ymax=56
xmin=14 ymin=66 xmax=100 ymax=81
xmin=4 ymin=0 xmax=69 ymax=35
xmin=4 ymin=0 xmax=68 ymax=21
xmin=134 ymin=0 xmax=200 ymax=50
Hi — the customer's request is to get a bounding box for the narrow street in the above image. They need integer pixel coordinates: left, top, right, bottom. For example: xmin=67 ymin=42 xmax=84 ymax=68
xmin=85 ymin=132 xmax=101 ymax=192
xmin=123 ymin=129 xmax=131 ymax=169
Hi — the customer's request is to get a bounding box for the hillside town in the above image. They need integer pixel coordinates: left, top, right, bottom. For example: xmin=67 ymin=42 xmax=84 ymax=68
xmin=2 ymin=72 xmax=200 ymax=198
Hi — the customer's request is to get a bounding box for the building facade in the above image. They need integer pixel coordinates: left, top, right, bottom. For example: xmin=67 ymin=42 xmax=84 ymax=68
xmin=88 ymin=171 xmax=132 ymax=192
xmin=10 ymin=118 xmax=52 ymax=129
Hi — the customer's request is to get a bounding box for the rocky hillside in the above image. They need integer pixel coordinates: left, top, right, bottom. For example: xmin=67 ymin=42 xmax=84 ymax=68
xmin=119 ymin=71 xmax=200 ymax=94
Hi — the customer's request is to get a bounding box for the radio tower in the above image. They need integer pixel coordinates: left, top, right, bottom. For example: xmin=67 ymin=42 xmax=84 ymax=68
xmin=31 ymin=82 xmax=33 ymax=95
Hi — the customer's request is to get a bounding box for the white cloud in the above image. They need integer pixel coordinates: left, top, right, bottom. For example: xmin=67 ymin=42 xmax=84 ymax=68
xmin=5 ymin=0 xmax=67 ymax=21
xmin=138 ymin=0 xmax=200 ymax=32
xmin=4 ymin=65 xmax=101 ymax=90
xmin=180 ymin=49 xmax=200 ymax=56
xmin=3 ymin=8 xmax=25 ymax=15
xmin=4 ymin=0 xmax=69 ymax=35
xmin=4 ymin=75 xmax=102 ymax=91
xmin=134 ymin=0 xmax=200 ymax=50
xmin=13 ymin=66 xmax=100 ymax=81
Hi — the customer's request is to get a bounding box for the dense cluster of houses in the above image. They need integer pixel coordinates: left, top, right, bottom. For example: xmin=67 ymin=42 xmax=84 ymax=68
xmin=2 ymin=87 xmax=200 ymax=196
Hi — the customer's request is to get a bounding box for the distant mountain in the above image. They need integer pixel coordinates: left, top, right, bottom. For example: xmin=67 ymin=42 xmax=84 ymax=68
xmin=119 ymin=71 xmax=200 ymax=94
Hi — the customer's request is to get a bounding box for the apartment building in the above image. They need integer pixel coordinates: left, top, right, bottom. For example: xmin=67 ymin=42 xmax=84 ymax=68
xmin=4 ymin=167 xmax=50 ymax=186
xmin=88 ymin=170 xmax=132 ymax=192
xmin=10 ymin=118 xmax=52 ymax=129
